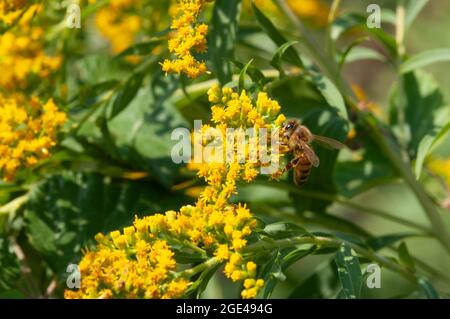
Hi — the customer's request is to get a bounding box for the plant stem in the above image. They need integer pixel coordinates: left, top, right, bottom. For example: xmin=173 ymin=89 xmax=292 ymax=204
xmin=244 ymin=235 xmax=417 ymax=283
xmin=177 ymin=257 xmax=221 ymax=278
xmin=396 ymin=0 xmax=406 ymax=58
xmin=254 ymin=180 xmax=434 ymax=235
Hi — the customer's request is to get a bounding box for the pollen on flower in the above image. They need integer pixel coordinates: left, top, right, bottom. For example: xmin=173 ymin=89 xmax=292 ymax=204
xmin=68 ymin=85 xmax=283 ymax=299
xmin=161 ymin=0 xmax=212 ymax=78
xmin=0 ymin=15 xmax=62 ymax=90
xmin=0 ymin=94 xmax=66 ymax=181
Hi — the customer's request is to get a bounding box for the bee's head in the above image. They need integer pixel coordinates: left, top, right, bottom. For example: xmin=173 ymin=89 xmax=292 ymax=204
xmin=281 ymin=120 xmax=299 ymax=138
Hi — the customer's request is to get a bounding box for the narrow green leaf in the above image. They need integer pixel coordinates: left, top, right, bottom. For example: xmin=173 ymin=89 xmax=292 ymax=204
xmin=332 ymin=13 xmax=397 ymax=56
xmin=335 ymin=243 xmax=363 ymax=299
xmin=342 ymin=46 xmax=386 ymax=65
xmin=270 ymin=41 xmax=299 ymax=75
xmin=366 ymin=233 xmax=418 ymax=251
xmin=238 ymin=59 xmax=254 ymax=93
xmin=418 ymin=277 xmax=440 ymax=299
xmin=252 ymin=3 xmax=303 ymax=67
xmin=209 ymin=0 xmax=242 ymax=84
xmin=398 ymin=242 xmax=416 ymax=272
xmin=115 ymin=39 xmax=163 ymax=59
xmin=231 ymin=60 xmax=267 ymax=89
xmin=108 ymin=72 xmax=145 ymax=119
xmin=405 ymin=0 xmax=429 ymax=30
xmin=262 ymin=222 xmax=308 ymax=240
xmin=415 ymin=121 xmax=450 ymax=179
xmin=400 ymin=49 xmax=450 ymax=74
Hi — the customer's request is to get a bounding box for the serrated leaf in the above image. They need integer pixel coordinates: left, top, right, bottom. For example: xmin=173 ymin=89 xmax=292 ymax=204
xmin=400 ymin=49 xmax=450 ymax=74
xmin=335 ymin=243 xmax=363 ymax=299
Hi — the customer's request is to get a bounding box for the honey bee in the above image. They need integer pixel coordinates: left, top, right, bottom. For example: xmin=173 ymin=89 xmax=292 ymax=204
xmin=277 ymin=120 xmax=345 ymax=186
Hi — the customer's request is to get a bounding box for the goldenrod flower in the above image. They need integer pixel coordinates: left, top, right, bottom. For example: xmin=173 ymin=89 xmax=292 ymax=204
xmin=0 ymin=94 xmax=66 ymax=181
xmin=428 ymin=157 xmax=450 ymax=187
xmin=95 ymin=0 xmax=142 ymax=56
xmin=161 ymin=0 xmax=212 ymax=78
xmin=286 ymin=0 xmax=329 ymax=26
xmin=68 ymin=85 xmax=286 ymax=299
xmin=0 ymin=0 xmax=26 ymax=24
xmin=0 ymin=7 xmax=62 ymax=90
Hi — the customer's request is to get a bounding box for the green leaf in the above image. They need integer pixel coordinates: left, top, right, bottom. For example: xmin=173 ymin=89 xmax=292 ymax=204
xmin=365 ymin=233 xmax=418 ymax=251
xmin=400 ymin=49 xmax=450 ymax=74
xmin=270 ymin=41 xmax=299 ymax=75
xmin=415 ymin=121 xmax=450 ymax=179
xmin=289 ymin=260 xmax=340 ymax=298
xmin=115 ymin=39 xmax=163 ymax=59
xmin=390 ymin=70 xmax=449 ymax=159
xmin=186 ymin=262 xmax=223 ymax=298
xmin=231 ymin=60 xmax=267 ymax=89
xmin=301 ymin=56 xmax=348 ymax=121
xmin=252 ymin=3 xmax=303 ymax=68
xmin=398 ymin=242 xmax=416 ymax=272
xmin=0 ymin=237 xmax=20 ymax=292
xmin=342 ymin=46 xmax=386 ymax=65
xmin=262 ymin=222 xmax=308 ymax=240
xmin=238 ymin=59 xmax=254 ymax=93
xmin=335 ymin=243 xmax=363 ymax=299
xmin=332 ymin=13 xmax=397 ymax=56
xmin=405 ymin=0 xmax=429 ymax=30
xmin=209 ymin=0 xmax=242 ymax=84
xmin=336 ymin=120 xmax=398 ymax=198
xmin=24 ymin=172 xmax=191 ymax=279
xmin=270 ymin=76 xmax=348 ymax=213
xmin=418 ymin=277 xmax=440 ymax=299
xmin=108 ymin=71 xmax=145 ymax=119
xmin=259 ymin=246 xmax=314 ymax=298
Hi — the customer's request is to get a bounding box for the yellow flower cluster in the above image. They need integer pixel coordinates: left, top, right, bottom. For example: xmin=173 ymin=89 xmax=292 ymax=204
xmin=0 ymin=5 xmax=62 ymax=90
xmin=161 ymin=0 xmax=212 ymax=78
xmin=286 ymin=0 xmax=329 ymax=26
xmin=0 ymin=0 xmax=26 ymax=24
xmin=428 ymin=157 xmax=450 ymax=187
xmin=95 ymin=0 xmax=141 ymax=55
xmin=65 ymin=234 xmax=189 ymax=299
xmin=67 ymin=85 xmax=287 ymax=299
xmin=0 ymin=94 xmax=67 ymax=181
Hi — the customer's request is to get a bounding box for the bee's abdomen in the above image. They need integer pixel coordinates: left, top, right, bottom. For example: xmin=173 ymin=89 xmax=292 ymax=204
xmin=296 ymin=156 xmax=312 ymax=185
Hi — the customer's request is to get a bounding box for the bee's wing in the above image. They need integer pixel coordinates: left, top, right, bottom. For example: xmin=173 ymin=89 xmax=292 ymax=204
xmin=299 ymin=142 xmax=320 ymax=167
xmin=312 ymin=134 xmax=345 ymax=150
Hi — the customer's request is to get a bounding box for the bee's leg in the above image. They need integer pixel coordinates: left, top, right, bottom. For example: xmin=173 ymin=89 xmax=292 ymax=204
xmin=271 ymin=156 xmax=300 ymax=180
